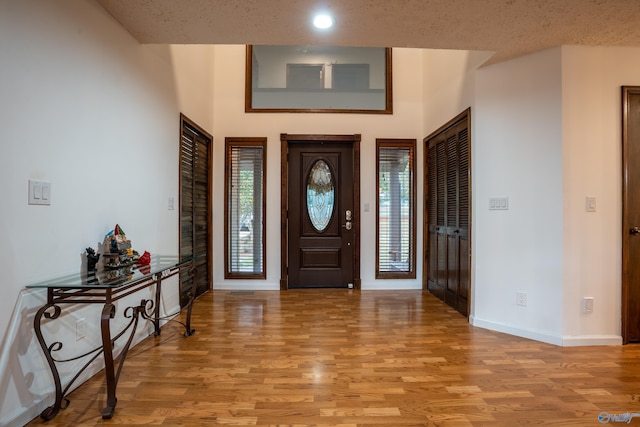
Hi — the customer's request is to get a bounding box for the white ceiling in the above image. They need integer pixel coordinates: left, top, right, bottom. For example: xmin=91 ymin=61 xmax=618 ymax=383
xmin=96 ymin=0 xmax=640 ymax=64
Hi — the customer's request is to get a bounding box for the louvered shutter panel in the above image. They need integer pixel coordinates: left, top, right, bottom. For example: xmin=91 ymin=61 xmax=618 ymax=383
xmin=436 ymin=142 xmax=446 ymax=227
xmin=181 ymin=129 xmax=195 ymax=261
xmin=180 ymin=119 xmax=211 ymax=307
xmin=457 ymin=127 xmax=470 ymax=309
xmin=427 ymin=145 xmax=438 ymax=284
xmin=458 ymin=129 xmax=469 ymax=229
xmin=426 ymin=111 xmax=471 ymax=316
xmin=446 ymin=134 xmax=458 ymax=228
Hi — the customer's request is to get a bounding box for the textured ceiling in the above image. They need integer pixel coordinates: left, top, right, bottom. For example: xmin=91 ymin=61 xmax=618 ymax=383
xmin=96 ymin=0 xmax=640 ymax=64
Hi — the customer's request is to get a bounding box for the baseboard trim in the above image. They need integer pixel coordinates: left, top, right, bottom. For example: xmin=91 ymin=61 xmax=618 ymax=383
xmin=470 ymin=316 xmax=563 ymax=346
xmin=361 ymin=283 xmax=423 ymax=290
xmin=561 ymin=335 xmax=623 ymax=346
xmin=470 ymin=316 xmax=623 ymax=347
xmin=213 ymin=283 xmax=423 ymax=291
xmin=213 ymin=283 xmax=281 ymax=291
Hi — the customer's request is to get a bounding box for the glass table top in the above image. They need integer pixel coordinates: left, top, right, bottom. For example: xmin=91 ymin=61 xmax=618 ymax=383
xmin=25 ymin=255 xmax=191 ymax=289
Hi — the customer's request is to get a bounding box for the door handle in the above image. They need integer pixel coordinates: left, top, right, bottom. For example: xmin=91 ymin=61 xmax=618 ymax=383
xmin=631 ymin=227 xmax=640 ymax=235
xmin=342 ymin=221 xmax=352 ymax=230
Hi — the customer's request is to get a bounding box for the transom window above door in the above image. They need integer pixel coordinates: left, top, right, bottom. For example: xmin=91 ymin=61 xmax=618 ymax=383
xmin=246 ymin=45 xmax=392 ymax=113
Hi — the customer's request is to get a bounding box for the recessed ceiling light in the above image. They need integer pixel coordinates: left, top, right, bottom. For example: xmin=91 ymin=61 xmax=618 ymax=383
xmin=313 ymin=14 xmax=333 ymax=29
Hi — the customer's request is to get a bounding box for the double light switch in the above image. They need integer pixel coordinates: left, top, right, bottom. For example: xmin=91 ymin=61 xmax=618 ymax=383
xmin=29 ymin=180 xmax=51 ymax=205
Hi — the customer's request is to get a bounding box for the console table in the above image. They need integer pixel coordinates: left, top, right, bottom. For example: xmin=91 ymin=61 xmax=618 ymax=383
xmin=27 ymin=255 xmax=200 ymax=421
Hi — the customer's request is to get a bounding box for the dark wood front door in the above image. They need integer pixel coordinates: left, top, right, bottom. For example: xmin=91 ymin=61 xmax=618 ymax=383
xmin=424 ymin=109 xmax=471 ymax=316
xmin=281 ymin=134 xmax=361 ymax=289
xmin=622 ymin=87 xmax=640 ymax=343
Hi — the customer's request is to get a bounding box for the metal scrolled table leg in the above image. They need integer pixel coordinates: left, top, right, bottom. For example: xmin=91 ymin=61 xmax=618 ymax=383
xmin=34 ymin=302 xmax=68 ymax=421
xmin=100 ymin=303 xmax=117 ymax=419
xmin=184 ymin=263 xmax=198 ymax=337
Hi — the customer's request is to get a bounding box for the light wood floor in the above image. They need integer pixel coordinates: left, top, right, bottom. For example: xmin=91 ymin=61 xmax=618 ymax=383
xmin=27 ymin=289 xmax=640 ymax=426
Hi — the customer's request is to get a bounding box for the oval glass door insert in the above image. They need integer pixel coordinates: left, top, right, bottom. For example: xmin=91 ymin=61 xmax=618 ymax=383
xmin=307 ymin=160 xmax=335 ymax=232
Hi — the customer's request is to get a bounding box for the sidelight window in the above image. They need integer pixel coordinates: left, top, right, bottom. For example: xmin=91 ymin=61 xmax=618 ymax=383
xmin=376 ymin=139 xmax=416 ymax=278
xmin=224 ymin=138 xmax=266 ymax=279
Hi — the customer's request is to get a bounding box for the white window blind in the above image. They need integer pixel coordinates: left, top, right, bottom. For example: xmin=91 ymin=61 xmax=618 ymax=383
xmin=226 ymin=141 xmax=265 ymax=277
xmin=377 ymin=142 xmax=415 ymax=276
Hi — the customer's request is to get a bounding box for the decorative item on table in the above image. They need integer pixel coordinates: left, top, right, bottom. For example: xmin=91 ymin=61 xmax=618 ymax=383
xmin=100 ymin=263 xmax=135 ymax=284
xmin=102 ymin=224 xmax=136 ymax=269
xmin=86 ymin=224 xmax=148 ymax=283
xmin=137 ymin=251 xmax=151 ymax=274
xmin=137 ymin=251 xmax=151 ymax=266
xmin=85 ymin=247 xmax=100 ymax=272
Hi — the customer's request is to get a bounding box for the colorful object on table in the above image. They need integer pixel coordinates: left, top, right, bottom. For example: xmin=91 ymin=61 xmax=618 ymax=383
xmin=104 ymin=224 xmax=131 ymax=254
xmin=97 ymin=224 xmax=137 ymax=271
xmin=137 ymin=251 xmax=151 ymax=266
xmin=114 ymin=224 xmax=125 ymax=236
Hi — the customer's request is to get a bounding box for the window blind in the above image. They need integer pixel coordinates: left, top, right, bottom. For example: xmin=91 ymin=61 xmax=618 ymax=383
xmin=377 ymin=144 xmax=414 ymax=275
xmin=226 ymin=143 xmax=265 ymax=277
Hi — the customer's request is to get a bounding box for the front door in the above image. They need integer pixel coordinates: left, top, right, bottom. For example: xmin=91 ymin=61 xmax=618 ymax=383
xmin=622 ymin=87 xmax=640 ymax=342
xmin=281 ymin=134 xmax=361 ymax=289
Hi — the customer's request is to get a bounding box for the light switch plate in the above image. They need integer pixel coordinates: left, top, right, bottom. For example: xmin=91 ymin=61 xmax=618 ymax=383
xmin=29 ymin=180 xmax=51 ymax=205
xmin=585 ymin=196 xmax=596 ymax=212
xmin=489 ymin=197 xmax=509 ymax=210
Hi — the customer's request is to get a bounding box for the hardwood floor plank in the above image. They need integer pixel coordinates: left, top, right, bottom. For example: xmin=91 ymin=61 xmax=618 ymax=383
xmin=25 ymin=290 xmax=640 ymax=426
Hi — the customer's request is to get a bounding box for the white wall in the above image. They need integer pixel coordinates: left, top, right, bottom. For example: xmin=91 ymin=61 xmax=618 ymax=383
xmin=561 ymin=45 xmax=640 ymax=345
xmin=472 ymin=48 xmax=565 ymax=344
xmin=0 ymin=1 xmax=214 ymax=425
xmin=146 ymin=44 xmax=216 ymax=131
xmin=422 ymin=49 xmax=493 ymax=135
xmin=210 ymin=45 xmax=426 ymax=291
xmin=469 ymin=46 xmax=640 ymax=346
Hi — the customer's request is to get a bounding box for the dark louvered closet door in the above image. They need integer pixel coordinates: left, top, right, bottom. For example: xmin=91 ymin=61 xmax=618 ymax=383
xmin=425 ymin=110 xmax=470 ymax=316
xmin=180 ymin=115 xmax=212 ymax=307
xmin=426 ymin=137 xmax=447 ymax=300
xmin=457 ymin=127 xmax=470 ymax=313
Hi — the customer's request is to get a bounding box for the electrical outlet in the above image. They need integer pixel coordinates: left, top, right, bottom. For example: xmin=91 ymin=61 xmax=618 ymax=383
xmin=516 ymin=292 xmax=527 ymax=306
xmin=76 ymin=318 xmax=86 ymax=341
xmin=583 ymin=297 xmax=594 ymax=314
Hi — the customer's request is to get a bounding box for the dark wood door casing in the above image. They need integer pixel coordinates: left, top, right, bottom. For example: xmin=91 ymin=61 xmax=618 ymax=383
xmin=281 ymin=134 xmax=361 ymax=290
xmin=424 ymin=109 xmax=471 ymax=316
xmin=622 ymin=87 xmax=640 ymax=343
